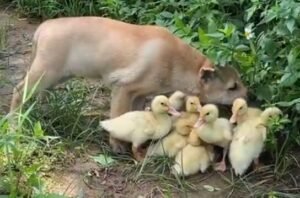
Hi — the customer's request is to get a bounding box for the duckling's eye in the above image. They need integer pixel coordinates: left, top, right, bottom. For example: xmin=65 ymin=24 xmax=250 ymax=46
xmin=206 ymin=112 xmax=210 ymax=116
xmin=190 ymin=102 xmax=194 ymax=105
xmin=160 ymin=102 xmax=165 ymax=106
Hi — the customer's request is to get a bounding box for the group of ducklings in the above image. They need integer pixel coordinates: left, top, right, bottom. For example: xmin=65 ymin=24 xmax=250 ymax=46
xmin=100 ymin=91 xmax=283 ymax=177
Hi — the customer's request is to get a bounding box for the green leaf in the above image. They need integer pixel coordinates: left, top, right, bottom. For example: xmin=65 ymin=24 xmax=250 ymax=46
xmin=233 ymin=52 xmax=254 ymax=67
xmin=296 ymin=103 xmax=300 ymax=113
xmin=25 ymin=164 xmax=42 ymax=176
xmin=207 ymin=19 xmax=217 ymax=33
xmin=263 ymin=8 xmax=277 ymax=23
xmin=91 ymin=154 xmax=115 ymax=167
xmin=203 ymin=185 xmax=215 ymax=192
xmin=174 ymin=17 xmax=190 ymax=34
xmin=160 ymin=11 xmax=173 ymax=18
xmin=174 ymin=17 xmax=185 ymax=30
xmin=279 ymin=72 xmax=298 ymax=87
xmin=155 ymin=19 xmax=165 ymax=26
xmin=276 ymin=23 xmax=290 ymax=36
xmin=286 ymin=18 xmax=295 ymax=33
xmin=33 ymin=121 xmax=44 ymax=139
xmin=203 ymin=185 xmax=221 ymax=192
xmin=293 ymin=6 xmax=300 ymax=18
xmin=287 ymin=48 xmax=299 ymax=66
xmin=246 ymin=5 xmax=258 ymax=21
xmin=255 ymin=85 xmax=272 ymax=101
xmin=275 ymin=98 xmax=300 ymax=107
xmin=198 ymin=28 xmax=211 ymax=47
xmin=27 ymin=173 xmax=42 ymax=189
xmin=219 ymin=23 xmax=235 ymax=37
xmin=235 ymin=44 xmax=250 ymax=51
xmin=206 ymin=32 xmax=224 ymax=39
xmin=262 ymin=37 xmax=276 ymax=55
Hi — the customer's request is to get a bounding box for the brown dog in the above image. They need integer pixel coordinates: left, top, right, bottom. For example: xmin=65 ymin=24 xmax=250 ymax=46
xmin=9 ymin=17 xmax=247 ymax=153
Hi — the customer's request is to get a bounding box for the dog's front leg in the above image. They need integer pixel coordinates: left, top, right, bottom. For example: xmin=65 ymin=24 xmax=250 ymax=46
xmin=109 ymin=86 xmax=134 ymax=154
xmin=132 ymin=96 xmax=146 ymax=111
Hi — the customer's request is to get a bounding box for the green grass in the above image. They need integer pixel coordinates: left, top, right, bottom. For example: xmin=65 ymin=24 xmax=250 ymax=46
xmin=0 ymin=79 xmax=66 ymax=197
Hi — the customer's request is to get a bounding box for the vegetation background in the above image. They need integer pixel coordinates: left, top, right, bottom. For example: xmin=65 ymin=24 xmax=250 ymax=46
xmin=0 ymin=0 xmax=299 ymax=197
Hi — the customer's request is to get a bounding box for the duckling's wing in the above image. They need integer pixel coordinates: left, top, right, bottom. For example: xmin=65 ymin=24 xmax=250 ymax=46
xmin=138 ymin=113 xmax=158 ymax=136
xmin=256 ymin=124 xmax=267 ymax=141
xmin=248 ymin=108 xmax=263 ymax=117
xmin=240 ymin=135 xmax=250 ymax=144
xmin=100 ymin=112 xmax=151 ymax=137
xmin=100 ymin=113 xmax=137 ymax=135
xmin=218 ymin=118 xmax=233 ymax=140
xmin=224 ymin=128 xmax=232 ymax=141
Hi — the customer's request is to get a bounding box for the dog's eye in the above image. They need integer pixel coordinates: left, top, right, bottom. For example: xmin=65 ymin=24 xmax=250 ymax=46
xmin=228 ymin=82 xmax=238 ymax=91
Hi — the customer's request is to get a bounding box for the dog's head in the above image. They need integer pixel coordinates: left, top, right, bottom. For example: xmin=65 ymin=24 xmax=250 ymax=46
xmin=198 ymin=66 xmax=247 ymax=105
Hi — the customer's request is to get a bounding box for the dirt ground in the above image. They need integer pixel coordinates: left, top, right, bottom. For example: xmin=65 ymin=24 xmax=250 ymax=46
xmin=1 ymin=8 xmax=299 ymax=198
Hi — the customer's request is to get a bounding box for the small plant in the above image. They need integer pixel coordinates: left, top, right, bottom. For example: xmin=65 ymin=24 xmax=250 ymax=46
xmin=27 ymin=79 xmax=102 ymax=144
xmin=0 ymin=78 xmax=63 ymax=197
xmin=265 ymin=116 xmax=290 ymax=154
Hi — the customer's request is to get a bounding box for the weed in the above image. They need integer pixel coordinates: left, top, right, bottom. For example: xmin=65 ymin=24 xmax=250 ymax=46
xmin=0 ymin=77 xmax=67 ymax=197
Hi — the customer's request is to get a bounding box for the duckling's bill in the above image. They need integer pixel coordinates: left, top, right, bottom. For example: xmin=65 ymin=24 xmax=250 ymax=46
xmin=194 ymin=118 xmax=204 ymax=128
xmin=197 ymin=105 xmax=202 ymax=112
xmin=168 ymin=106 xmax=181 ymax=117
xmin=229 ymin=113 xmax=237 ymax=124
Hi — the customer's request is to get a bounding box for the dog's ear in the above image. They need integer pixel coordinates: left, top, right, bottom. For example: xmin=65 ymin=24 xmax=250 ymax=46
xmin=199 ymin=67 xmax=216 ymax=84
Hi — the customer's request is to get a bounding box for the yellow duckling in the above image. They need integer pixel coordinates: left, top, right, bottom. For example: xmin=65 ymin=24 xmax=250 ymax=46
xmin=193 ymin=104 xmax=232 ymax=172
xmin=173 ymin=96 xmax=202 ymax=136
xmin=169 ymin=90 xmax=186 ymax=111
xmin=229 ymin=107 xmax=282 ymax=176
xmin=187 ymin=129 xmax=203 ymax=146
xmin=100 ymin=95 xmax=181 ymax=161
xmin=146 ymin=96 xmax=201 ymax=157
xmin=146 ymin=131 xmax=188 ymax=158
xmin=144 ymin=90 xmax=185 ymax=111
xmin=230 ymin=98 xmax=262 ymax=125
xmin=171 ymin=132 xmax=215 ymax=176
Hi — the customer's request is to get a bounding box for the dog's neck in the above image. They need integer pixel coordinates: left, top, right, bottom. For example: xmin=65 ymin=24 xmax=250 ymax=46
xmin=170 ymin=42 xmax=213 ymax=95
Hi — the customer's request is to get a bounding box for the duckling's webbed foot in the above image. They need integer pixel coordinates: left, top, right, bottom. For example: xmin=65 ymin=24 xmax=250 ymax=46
xmin=253 ymin=157 xmax=263 ymax=171
xmin=132 ymin=146 xmax=145 ymax=161
xmin=214 ymin=148 xmax=227 ymax=172
xmin=214 ymin=161 xmax=226 ymax=172
xmin=109 ymin=136 xmax=129 ymax=154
